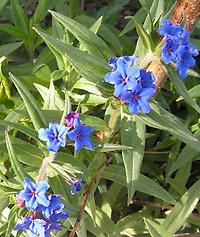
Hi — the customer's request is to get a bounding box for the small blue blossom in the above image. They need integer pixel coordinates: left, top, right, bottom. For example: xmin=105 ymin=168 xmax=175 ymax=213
xmin=105 ymin=58 xmax=140 ymax=97
xmin=42 ymin=194 xmax=68 ymax=220
xmin=108 ymin=55 xmax=136 ymax=70
xmin=18 ymin=178 xmax=50 ymax=210
xmin=68 ymin=117 xmax=93 ymax=152
xmin=104 ymin=56 xmax=156 ymax=114
xmin=158 ymin=19 xmax=199 ymax=79
xmin=137 ymin=69 xmax=156 ymax=89
xmin=14 ymin=217 xmax=47 ymax=237
xmin=38 ymin=123 xmax=69 ymax=152
xmin=161 ymin=38 xmax=179 ymax=64
xmin=121 ymin=87 xmax=155 ymax=114
xmin=14 ymin=178 xmax=69 ymax=237
xmin=71 ymin=178 xmax=86 ymax=195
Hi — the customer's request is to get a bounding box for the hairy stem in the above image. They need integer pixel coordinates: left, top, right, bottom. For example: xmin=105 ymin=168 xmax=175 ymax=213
xmin=36 ymin=152 xmax=56 ymax=182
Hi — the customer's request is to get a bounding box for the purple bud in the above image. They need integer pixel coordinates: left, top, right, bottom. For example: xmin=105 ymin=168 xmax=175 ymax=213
xmin=65 ymin=112 xmax=80 ymax=128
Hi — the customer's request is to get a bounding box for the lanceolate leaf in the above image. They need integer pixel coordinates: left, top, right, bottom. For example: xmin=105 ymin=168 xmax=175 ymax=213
xmin=102 ymin=165 xmax=176 ymax=204
xmin=5 ymin=132 xmax=28 ymax=183
xmin=139 ymin=101 xmax=200 ymax=151
xmin=9 ymin=73 xmax=47 ymax=130
xmin=33 ymin=27 xmax=113 ymax=97
xmin=144 ymin=219 xmax=171 ymax=237
xmin=49 ymin=10 xmax=113 ymax=60
xmin=164 ymin=64 xmax=200 ymax=113
xmin=161 ymin=178 xmax=200 ymax=234
xmin=0 ymin=120 xmax=38 ymax=141
xmin=169 ymin=128 xmax=200 ymax=174
xmin=121 ymin=112 xmax=146 ymax=204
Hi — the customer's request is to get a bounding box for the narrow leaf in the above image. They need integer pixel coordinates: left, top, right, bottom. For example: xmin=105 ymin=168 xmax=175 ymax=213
xmin=164 ymin=64 xmax=200 ymax=113
xmin=9 ymin=73 xmax=47 ymax=130
xmin=5 ymin=131 xmax=27 ymax=183
xmin=121 ymin=112 xmax=145 ymax=204
xmin=162 ymin=178 xmax=200 ymax=234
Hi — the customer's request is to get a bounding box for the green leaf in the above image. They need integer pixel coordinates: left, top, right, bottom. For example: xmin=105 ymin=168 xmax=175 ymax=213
xmin=5 ymin=132 xmax=27 ymax=183
xmin=161 ymin=178 xmax=200 ymax=234
xmin=10 ymin=0 xmax=29 ymax=35
xmin=132 ymin=18 xmax=155 ymax=51
xmin=75 ymin=15 xmax=122 ymax=54
xmin=5 ymin=205 xmax=19 ymax=237
xmin=0 ymin=120 xmax=39 ymax=141
xmin=0 ymin=42 xmax=23 ymax=56
xmin=32 ymin=0 xmax=57 ymax=24
xmin=121 ymin=113 xmax=146 ymax=204
xmin=0 ymin=24 xmax=29 ymax=42
xmin=49 ymin=10 xmax=113 ymax=60
xmin=33 ymin=27 xmax=112 ymax=97
xmin=0 ymin=0 xmax=9 ymax=12
xmin=168 ymin=128 xmax=200 ymax=174
xmin=9 ymin=73 xmax=47 ymax=130
xmin=164 ymin=64 xmax=200 ymax=113
xmin=80 ymin=114 xmax=110 ymax=132
xmin=177 ymin=84 xmax=200 ymax=101
xmin=137 ymin=175 xmax=176 ymax=204
xmin=69 ymin=92 xmax=108 ymax=106
xmin=95 ymin=208 xmax=120 ymax=237
xmin=139 ymin=101 xmax=200 ymax=152
xmin=144 ymin=219 xmax=171 ymax=237
xmin=94 ymin=143 xmax=132 ymax=152
xmin=102 ymin=165 xmax=176 ymax=204
xmin=15 ymin=143 xmax=43 ymax=167
xmin=34 ymin=83 xmax=64 ymax=110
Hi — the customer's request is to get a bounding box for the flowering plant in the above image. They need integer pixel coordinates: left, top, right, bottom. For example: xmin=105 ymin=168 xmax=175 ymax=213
xmin=0 ymin=1 xmax=200 ymax=237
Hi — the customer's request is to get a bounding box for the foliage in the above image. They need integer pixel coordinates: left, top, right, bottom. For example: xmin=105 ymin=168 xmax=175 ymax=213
xmin=0 ymin=0 xmax=200 ymax=236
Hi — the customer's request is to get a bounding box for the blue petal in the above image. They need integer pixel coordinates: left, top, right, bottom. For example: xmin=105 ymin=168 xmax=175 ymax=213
xmin=104 ymin=71 xmax=122 ymax=85
xmin=138 ymin=100 xmax=151 ymax=113
xmin=68 ymin=129 xmax=78 ymax=141
xmin=128 ymin=103 xmax=138 ymax=114
xmin=38 ymin=128 xmax=48 ymax=141
xmin=26 ymin=196 xmax=37 ymax=210
xmin=24 ymin=177 xmax=36 ymax=191
xmin=36 ymin=193 xmax=50 ymax=207
xmin=36 ymin=181 xmax=49 ymax=193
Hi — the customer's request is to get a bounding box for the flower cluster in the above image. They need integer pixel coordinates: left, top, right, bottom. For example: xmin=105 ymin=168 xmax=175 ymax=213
xmin=38 ymin=112 xmax=93 ymax=153
xmin=158 ymin=19 xmax=199 ymax=79
xmin=14 ymin=178 xmax=68 ymax=237
xmin=104 ymin=56 xmax=156 ymax=114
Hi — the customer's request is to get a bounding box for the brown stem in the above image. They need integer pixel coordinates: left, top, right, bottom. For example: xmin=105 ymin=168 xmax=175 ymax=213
xmin=69 ymin=155 xmax=112 ymax=237
xmin=148 ymin=0 xmax=200 ymax=91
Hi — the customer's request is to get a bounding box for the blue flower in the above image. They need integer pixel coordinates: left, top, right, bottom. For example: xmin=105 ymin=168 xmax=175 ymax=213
xmin=71 ymin=178 xmax=86 ymax=195
xmin=108 ymin=55 xmax=136 ymax=70
xmin=161 ymin=38 xmax=179 ymax=64
xmin=158 ymin=19 xmax=199 ymax=79
xmin=38 ymin=123 xmax=69 ymax=152
xmin=105 ymin=58 xmax=140 ymax=97
xmin=18 ymin=177 xmax=50 ymax=210
xmin=175 ymin=45 xmax=198 ymax=79
xmin=157 ymin=19 xmax=185 ymax=39
xmin=121 ymin=87 xmax=155 ymax=114
xmin=137 ymin=69 xmax=156 ymax=89
xmin=68 ymin=118 xmax=93 ymax=152
xmin=42 ymin=194 xmax=68 ymax=221
xmin=14 ymin=217 xmax=47 ymax=237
